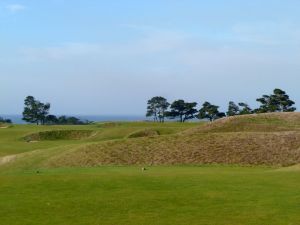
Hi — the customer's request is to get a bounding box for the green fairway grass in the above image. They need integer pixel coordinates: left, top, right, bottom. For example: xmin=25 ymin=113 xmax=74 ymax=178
xmin=1 ymin=166 xmax=300 ymax=225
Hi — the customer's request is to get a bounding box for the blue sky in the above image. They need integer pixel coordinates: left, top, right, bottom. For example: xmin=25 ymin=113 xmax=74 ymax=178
xmin=1 ymin=0 xmax=300 ymax=115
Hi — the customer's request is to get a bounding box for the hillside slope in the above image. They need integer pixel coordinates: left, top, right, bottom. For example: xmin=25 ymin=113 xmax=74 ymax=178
xmin=43 ymin=113 xmax=300 ymax=167
xmin=184 ymin=112 xmax=300 ymax=133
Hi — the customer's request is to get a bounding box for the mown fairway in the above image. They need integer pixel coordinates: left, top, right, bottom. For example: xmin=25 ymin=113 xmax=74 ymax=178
xmin=1 ymin=166 xmax=300 ymax=225
xmin=1 ymin=114 xmax=300 ymax=225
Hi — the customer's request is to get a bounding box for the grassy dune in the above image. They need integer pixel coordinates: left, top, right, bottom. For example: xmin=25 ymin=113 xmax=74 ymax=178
xmin=32 ymin=112 xmax=300 ymax=168
xmin=0 ymin=122 xmax=197 ymax=158
xmin=1 ymin=114 xmax=300 ymax=224
xmin=2 ymin=113 xmax=300 ymax=168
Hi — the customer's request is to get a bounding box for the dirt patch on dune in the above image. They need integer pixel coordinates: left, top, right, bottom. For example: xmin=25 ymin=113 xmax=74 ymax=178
xmin=0 ymin=123 xmax=12 ymax=129
xmin=0 ymin=155 xmax=17 ymax=165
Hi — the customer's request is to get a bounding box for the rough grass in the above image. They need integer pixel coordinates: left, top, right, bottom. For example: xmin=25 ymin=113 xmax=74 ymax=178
xmin=3 ymin=113 xmax=300 ymax=168
xmin=0 ymin=122 xmax=197 ymax=157
xmin=39 ymin=113 xmax=300 ymax=168
xmin=185 ymin=112 xmax=300 ymax=133
xmin=127 ymin=129 xmax=160 ymax=138
xmin=23 ymin=130 xmax=96 ymax=141
xmin=97 ymin=122 xmax=121 ymax=128
xmin=44 ymin=131 xmax=300 ymax=167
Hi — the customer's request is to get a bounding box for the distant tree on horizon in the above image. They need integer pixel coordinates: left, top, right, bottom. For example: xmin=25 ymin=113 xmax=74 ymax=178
xmin=0 ymin=117 xmax=12 ymax=124
xmin=45 ymin=115 xmax=91 ymax=125
xmin=227 ymin=101 xmax=253 ymax=116
xmin=227 ymin=101 xmax=240 ymax=116
xmin=166 ymin=99 xmax=198 ymax=122
xmin=238 ymin=102 xmax=253 ymax=115
xmin=198 ymin=102 xmax=225 ymax=121
xmin=22 ymin=96 xmax=50 ymax=125
xmin=255 ymin=88 xmax=296 ymax=113
xmin=146 ymin=96 xmax=170 ymax=122
xmin=45 ymin=115 xmax=58 ymax=125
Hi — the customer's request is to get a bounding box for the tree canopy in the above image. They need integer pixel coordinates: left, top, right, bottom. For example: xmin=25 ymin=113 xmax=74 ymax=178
xmin=256 ymin=89 xmax=296 ymax=113
xmin=227 ymin=101 xmax=240 ymax=116
xmin=0 ymin=117 xmax=12 ymax=124
xmin=167 ymin=100 xmax=198 ymax=122
xmin=146 ymin=96 xmax=170 ymax=122
xmin=22 ymin=96 xmax=92 ymax=125
xmin=198 ymin=102 xmax=226 ymax=121
xmin=238 ymin=103 xmax=253 ymax=115
xmin=227 ymin=101 xmax=253 ymax=116
xmin=146 ymin=88 xmax=295 ymax=123
xmin=22 ymin=96 xmax=50 ymax=125
xmin=45 ymin=115 xmax=91 ymax=125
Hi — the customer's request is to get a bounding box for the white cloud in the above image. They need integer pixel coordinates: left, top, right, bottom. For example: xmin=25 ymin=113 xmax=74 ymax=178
xmin=19 ymin=29 xmax=188 ymax=62
xmin=17 ymin=24 xmax=300 ymax=78
xmin=6 ymin=4 xmax=26 ymax=13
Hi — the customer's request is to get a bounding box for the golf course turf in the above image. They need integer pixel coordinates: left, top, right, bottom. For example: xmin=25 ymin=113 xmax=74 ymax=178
xmin=1 ymin=113 xmax=300 ymax=224
xmin=1 ymin=166 xmax=300 ymax=225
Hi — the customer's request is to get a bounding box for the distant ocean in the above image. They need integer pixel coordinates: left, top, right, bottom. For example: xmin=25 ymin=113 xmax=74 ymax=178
xmin=0 ymin=115 xmax=148 ymax=124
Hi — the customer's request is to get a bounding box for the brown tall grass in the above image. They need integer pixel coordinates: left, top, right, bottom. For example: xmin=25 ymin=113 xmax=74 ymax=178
xmin=44 ymin=113 xmax=300 ymax=167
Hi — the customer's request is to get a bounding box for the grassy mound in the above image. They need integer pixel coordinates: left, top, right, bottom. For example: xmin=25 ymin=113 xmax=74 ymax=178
xmin=42 ymin=113 xmax=300 ymax=167
xmin=45 ymin=131 xmax=300 ymax=167
xmin=98 ymin=122 xmax=121 ymax=128
xmin=24 ymin=130 xmax=95 ymax=141
xmin=185 ymin=112 xmax=300 ymax=133
xmin=127 ymin=129 xmax=160 ymax=138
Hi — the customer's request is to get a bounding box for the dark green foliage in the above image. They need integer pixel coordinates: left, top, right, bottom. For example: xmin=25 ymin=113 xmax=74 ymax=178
xmin=45 ymin=115 xmax=91 ymax=125
xmin=147 ymin=88 xmax=296 ymax=123
xmin=198 ymin=102 xmax=225 ymax=121
xmin=146 ymin=96 xmax=170 ymax=122
xmin=227 ymin=101 xmax=239 ymax=116
xmin=0 ymin=117 xmax=12 ymax=124
xmin=227 ymin=101 xmax=253 ymax=117
xmin=22 ymin=96 xmax=91 ymax=125
xmin=45 ymin=115 xmax=58 ymax=125
xmin=238 ymin=102 xmax=253 ymax=115
xmin=256 ymin=88 xmax=296 ymax=113
xmin=22 ymin=96 xmax=50 ymax=125
xmin=166 ymin=100 xmax=198 ymax=122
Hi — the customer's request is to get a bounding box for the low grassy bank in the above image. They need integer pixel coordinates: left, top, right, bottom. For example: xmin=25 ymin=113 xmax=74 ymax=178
xmin=0 ymin=122 xmax=198 ymax=157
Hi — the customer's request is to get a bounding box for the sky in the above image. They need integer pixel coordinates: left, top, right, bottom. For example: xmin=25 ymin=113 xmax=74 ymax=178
xmin=1 ymin=0 xmax=300 ymax=115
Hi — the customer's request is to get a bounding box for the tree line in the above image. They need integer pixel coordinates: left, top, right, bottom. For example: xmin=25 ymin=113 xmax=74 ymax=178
xmin=146 ymin=88 xmax=296 ymax=122
xmin=0 ymin=117 xmax=12 ymax=124
xmin=22 ymin=96 xmax=92 ymax=125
